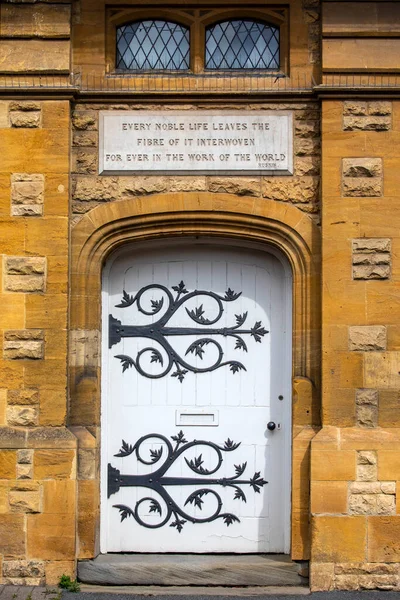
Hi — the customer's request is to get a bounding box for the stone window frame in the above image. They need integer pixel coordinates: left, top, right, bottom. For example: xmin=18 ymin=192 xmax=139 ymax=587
xmin=106 ymin=6 xmax=288 ymax=76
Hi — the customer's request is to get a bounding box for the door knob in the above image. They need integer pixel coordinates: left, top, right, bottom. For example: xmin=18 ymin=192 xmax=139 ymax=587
xmin=267 ymin=421 xmax=276 ymax=431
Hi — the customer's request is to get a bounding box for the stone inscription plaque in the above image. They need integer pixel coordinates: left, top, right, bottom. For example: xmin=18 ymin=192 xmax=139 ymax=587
xmin=99 ymin=111 xmax=293 ymax=175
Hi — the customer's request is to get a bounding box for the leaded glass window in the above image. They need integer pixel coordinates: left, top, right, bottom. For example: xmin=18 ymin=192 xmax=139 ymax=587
xmin=116 ymin=20 xmax=190 ymax=71
xmin=205 ymin=20 xmax=279 ymax=70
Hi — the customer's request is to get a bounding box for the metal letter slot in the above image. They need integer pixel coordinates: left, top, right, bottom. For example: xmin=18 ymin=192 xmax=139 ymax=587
xmin=176 ymin=409 xmax=219 ymax=426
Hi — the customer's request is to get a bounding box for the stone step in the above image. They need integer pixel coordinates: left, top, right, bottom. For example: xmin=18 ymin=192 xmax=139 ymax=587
xmin=78 ymin=554 xmax=304 ymax=587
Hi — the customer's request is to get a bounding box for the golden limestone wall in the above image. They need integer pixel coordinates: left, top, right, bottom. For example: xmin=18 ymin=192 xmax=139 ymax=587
xmin=310 ymin=100 xmax=400 ymax=591
xmin=71 ymin=101 xmax=321 ymax=225
xmin=0 ymin=99 xmax=75 ymax=585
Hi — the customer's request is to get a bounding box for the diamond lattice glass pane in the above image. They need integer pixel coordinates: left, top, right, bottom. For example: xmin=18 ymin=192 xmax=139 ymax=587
xmin=116 ymin=20 xmax=190 ymax=71
xmin=205 ymin=20 xmax=279 ymax=70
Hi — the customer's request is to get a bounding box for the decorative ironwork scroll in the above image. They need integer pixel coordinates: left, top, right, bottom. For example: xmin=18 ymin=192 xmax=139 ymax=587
xmin=109 ymin=280 xmax=268 ymax=381
xmin=108 ymin=430 xmax=267 ymax=532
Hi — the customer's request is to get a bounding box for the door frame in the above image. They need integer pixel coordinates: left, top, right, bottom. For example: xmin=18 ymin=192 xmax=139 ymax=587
xmin=100 ymin=238 xmax=293 ymax=554
xmin=69 ymin=192 xmax=321 ymax=562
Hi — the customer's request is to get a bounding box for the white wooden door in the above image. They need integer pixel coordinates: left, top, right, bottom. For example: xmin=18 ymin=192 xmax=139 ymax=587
xmin=101 ymin=242 xmax=291 ymax=553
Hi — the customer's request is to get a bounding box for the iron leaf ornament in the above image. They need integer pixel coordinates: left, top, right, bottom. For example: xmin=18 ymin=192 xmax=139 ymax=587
xmin=108 ymin=430 xmax=268 ymax=532
xmin=109 ymin=280 xmax=269 ymax=382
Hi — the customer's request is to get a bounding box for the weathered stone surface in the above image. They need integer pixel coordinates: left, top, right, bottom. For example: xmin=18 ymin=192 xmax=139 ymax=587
xmin=353 ymin=238 xmax=391 ymax=253
xmin=294 ymin=156 xmax=320 ymax=176
xmin=356 ymin=404 xmax=378 ymax=428
xmin=334 ymin=574 xmax=359 ymax=590
xmin=72 ymin=131 xmax=97 ymax=147
xmin=295 ymin=120 xmax=320 ymax=138
xmin=4 ymin=330 xmax=44 ymax=360
xmin=376 ymin=494 xmax=396 ymax=515
xmin=9 ymin=112 xmax=41 ymax=128
xmin=118 ymin=176 xmax=168 ymax=197
xmin=26 ymin=513 xmax=75 ymax=560
xmin=343 ymin=101 xmax=368 ymax=116
xmin=343 ymin=158 xmax=382 ymax=179
xmin=359 ymin=574 xmax=397 ymax=590
xmin=7 ymin=389 xmax=39 ymax=405
xmin=78 ymin=554 xmax=301 ymax=586
xmin=9 ymin=101 xmax=41 ymax=112
xmin=208 ymin=177 xmax=261 ymax=197
xmin=27 ymin=427 xmax=76 ymax=449
xmin=355 ymin=389 xmax=378 ymax=406
xmin=4 ymin=341 xmax=44 ymax=360
xmin=7 ymin=406 xmax=39 ymax=427
xmin=169 ymin=177 xmax=207 ymax=192
xmin=69 ymin=330 xmax=100 ymax=368
xmin=294 ymin=137 xmax=320 ymax=156
xmin=2 ymin=559 xmax=44 ymax=578
xmin=9 ymin=490 xmax=40 ymax=513
xmin=349 ymin=326 xmax=386 ymax=352
xmin=4 ymin=256 xmax=47 ymax=293
xmin=11 ymin=205 xmax=43 ymax=217
xmin=343 ymin=177 xmax=382 ymax=198
xmin=0 ymin=427 xmax=26 ymax=449
xmin=310 ymin=563 xmax=334 ymax=592
xmin=11 ymin=175 xmax=44 ymax=205
xmin=368 ymin=101 xmax=392 ymax=116
xmin=72 ymin=112 xmax=97 ymax=131
xmin=0 ymin=39 xmax=70 ymax=73
xmin=73 ymin=177 xmax=118 ymax=202
xmin=262 ymin=177 xmax=319 ymax=203
xmin=358 ymin=451 xmax=377 ymax=466
xmin=16 ymin=464 xmax=33 ymax=480
xmin=72 ymin=150 xmax=97 ymax=175
xmin=343 ymin=116 xmax=392 ymax=131
xmin=17 ymin=449 xmax=33 ymax=464
xmin=77 ymin=448 xmax=96 ymax=480
xmin=0 ymin=4 xmax=71 ymax=38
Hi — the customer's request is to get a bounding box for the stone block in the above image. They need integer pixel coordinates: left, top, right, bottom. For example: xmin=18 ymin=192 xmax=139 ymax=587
xmin=169 ymin=177 xmax=207 ymax=192
xmin=356 ymin=405 xmax=378 ymax=428
xmin=335 ymin=575 xmax=359 ymax=590
xmin=343 ymin=158 xmax=382 ymax=179
xmin=77 ymin=448 xmax=96 ymax=480
xmin=343 ymin=116 xmax=392 ymax=131
xmin=11 ymin=173 xmax=44 ymax=217
xmin=16 ymin=464 xmax=33 ymax=480
xmin=294 ymin=156 xmax=320 ymax=176
xmin=42 ymin=480 xmax=76 ymax=514
xmin=34 ymin=449 xmax=75 ymax=479
xmin=355 ymin=389 xmax=378 ymax=406
xmin=0 ymin=450 xmax=16 ymax=478
xmin=26 ymin=513 xmax=75 ymax=560
xmin=208 ymin=177 xmax=261 ymax=197
xmin=7 ymin=406 xmax=39 ymax=427
xmin=72 ymin=112 xmax=97 ymax=131
xmin=72 ymin=131 xmax=97 ymax=147
xmin=351 ymin=237 xmax=390 ymax=280
xmin=0 ymin=5 xmax=71 ymax=38
xmin=9 ymin=102 xmax=41 ymax=112
xmin=349 ymin=494 xmax=377 ymax=515
xmin=262 ymin=176 xmax=319 ymax=203
xmin=311 ymin=481 xmax=347 ymax=514
xmin=368 ymin=517 xmax=400 ymax=562
xmin=343 ymin=101 xmax=368 ymax=116
xmin=73 ymin=177 xmax=118 ymax=202
xmin=118 ymin=176 xmax=169 ymax=197
xmin=2 ymin=560 xmax=45 ymax=579
xmin=27 ymin=426 xmax=76 ymax=449
xmin=69 ymin=330 xmax=99 ymax=368
xmin=9 ymin=112 xmax=41 ymax=128
xmin=312 ymin=450 xmax=355 ymax=481
xmin=45 ymin=561 xmax=75 ymax=585
xmin=7 ymin=389 xmax=39 ymax=405
xmin=4 ymin=256 xmax=46 ymax=292
xmin=352 ymin=265 xmax=390 ymax=280
xmin=376 ymin=494 xmax=396 ymax=515
xmin=311 ymin=516 xmax=367 ymax=562
xmin=343 ymin=177 xmax=382 ymax=198
xmin=368 ymin=101 xmax=392 ymax=116
xmin=72 ymin=150 xmax=97 ymax=175
xmin=0 ymin=514 xmax=25 ymax=559
xmin=17 ymin=449 xmax=33 ymax=464
xmin=349 ymin=326 xmax=386 ymax=352
xmin=4 ymin=329 xmax=45 ymax=360
xmin=9 ymin=490 xmax=40 ymax=513
xmin=310 ymin=563 xmax=334 ymax=592
xmin=0 ymin=40 xmax=70 ymax=73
